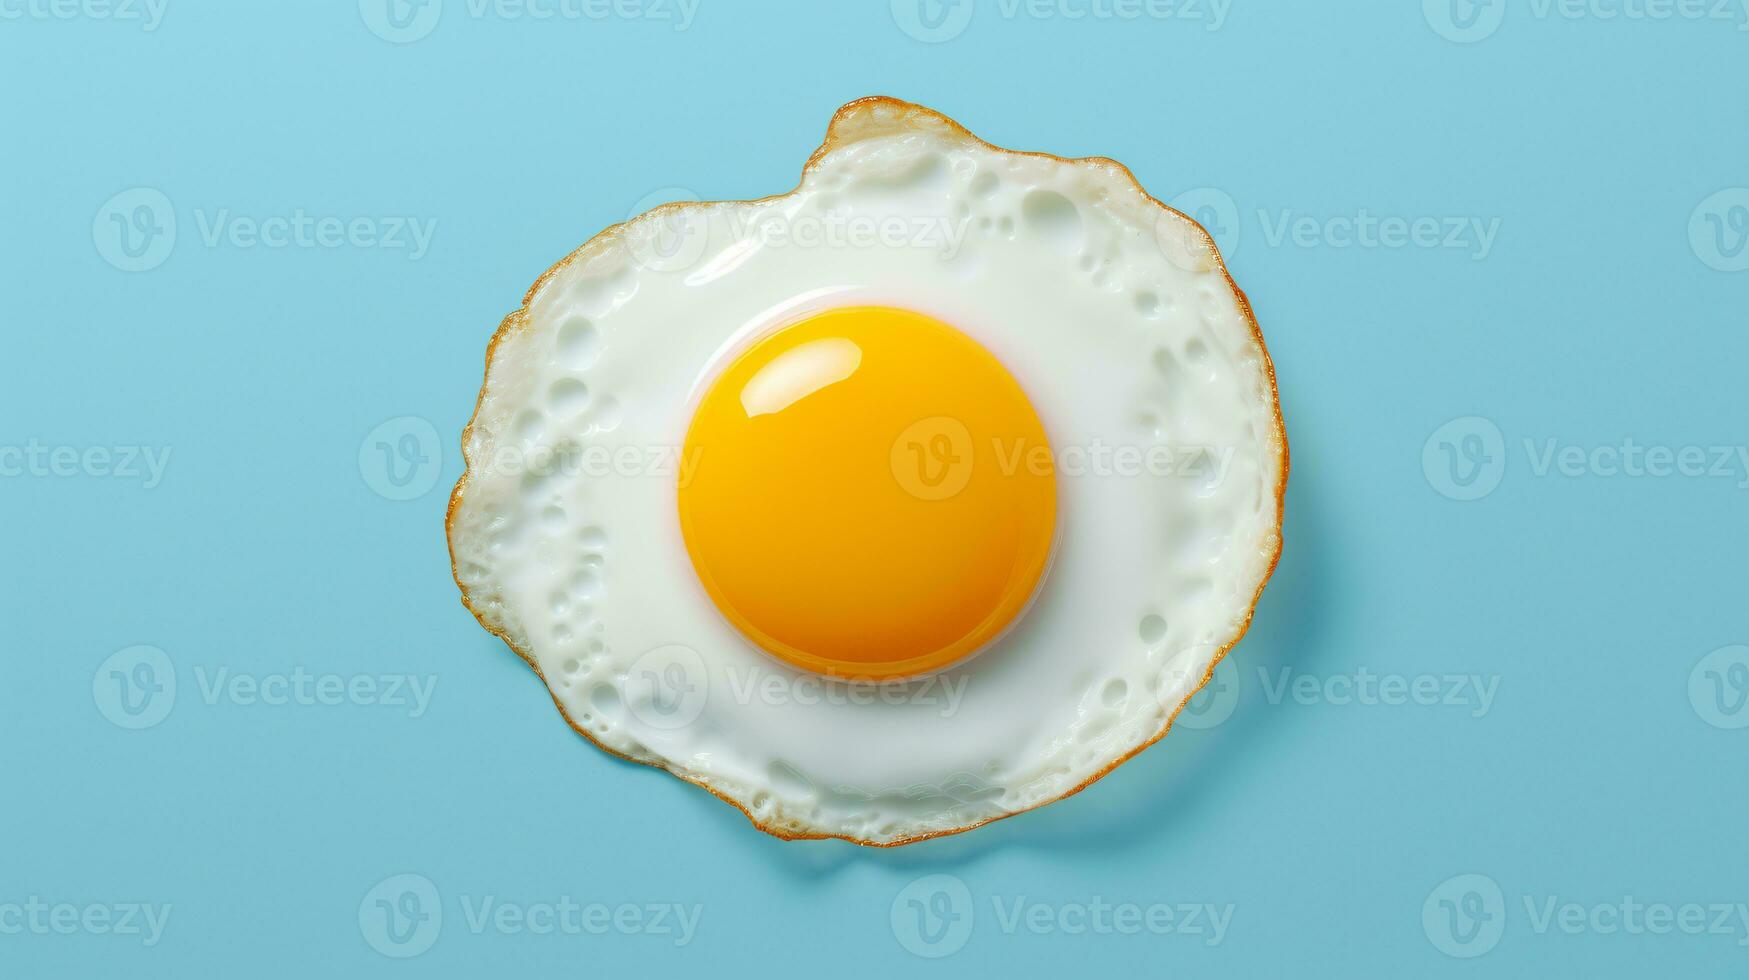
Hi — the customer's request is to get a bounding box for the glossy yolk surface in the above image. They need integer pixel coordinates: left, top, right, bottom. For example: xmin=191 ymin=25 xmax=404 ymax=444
xmin=678 ymin=306 xmax=1058 ymax=680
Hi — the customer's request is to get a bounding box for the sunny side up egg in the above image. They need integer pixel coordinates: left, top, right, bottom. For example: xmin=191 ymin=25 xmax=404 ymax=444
xmin=447 ymin=98 xmax=1287 ymax=846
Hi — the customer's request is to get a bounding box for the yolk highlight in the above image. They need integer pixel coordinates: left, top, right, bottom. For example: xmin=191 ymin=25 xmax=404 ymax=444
xmin=678 ymin=306 xmax=1057 ymax=680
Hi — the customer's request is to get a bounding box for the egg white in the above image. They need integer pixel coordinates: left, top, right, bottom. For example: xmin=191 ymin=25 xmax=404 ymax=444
xmin=447 ymin=98 xmax=1286 ymax=845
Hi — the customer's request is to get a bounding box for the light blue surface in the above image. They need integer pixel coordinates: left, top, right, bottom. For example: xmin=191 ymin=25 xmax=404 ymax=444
xmin=5 ymin=1 xmax=1747 ymax=975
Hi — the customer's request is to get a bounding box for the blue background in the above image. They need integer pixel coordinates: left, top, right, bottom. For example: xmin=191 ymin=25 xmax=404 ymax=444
xmin=4 ymin=0 xmax=1747 ymax=975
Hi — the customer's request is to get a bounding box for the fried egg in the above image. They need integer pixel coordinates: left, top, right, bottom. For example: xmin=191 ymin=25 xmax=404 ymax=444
xmin=446 ymin=97 xmax=1287 ymax=845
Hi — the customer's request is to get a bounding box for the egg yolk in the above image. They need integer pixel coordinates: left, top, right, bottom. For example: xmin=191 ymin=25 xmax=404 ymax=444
xmin=678 ymin=306 xmax=1057 ymax=680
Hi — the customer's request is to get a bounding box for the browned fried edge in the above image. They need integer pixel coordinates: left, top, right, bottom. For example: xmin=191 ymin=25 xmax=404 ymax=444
xmin=444 ymin=96 xmax=1291 ymax=848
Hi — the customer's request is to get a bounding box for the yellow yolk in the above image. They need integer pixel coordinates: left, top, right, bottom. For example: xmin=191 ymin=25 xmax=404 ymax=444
xmin=678 ymin=306 xmax=1057 ymax=680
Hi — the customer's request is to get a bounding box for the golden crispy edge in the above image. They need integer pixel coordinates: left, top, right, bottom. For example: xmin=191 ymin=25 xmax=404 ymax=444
xmin=444 ymin=95 xmax=1291 ymax=848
